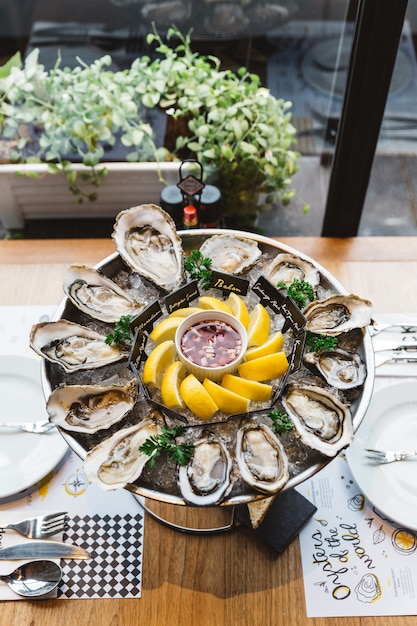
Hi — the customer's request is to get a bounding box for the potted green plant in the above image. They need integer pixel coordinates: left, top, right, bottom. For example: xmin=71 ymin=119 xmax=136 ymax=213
xmin=0 ymin=25 xmax=303 ymax=231
xmin=140 ymin=27 xmax=303 ymax=229
xmin=0 ymin=46 xmax=176 ymax=229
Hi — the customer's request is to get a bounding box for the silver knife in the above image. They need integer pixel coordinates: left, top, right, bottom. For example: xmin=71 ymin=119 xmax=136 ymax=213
xmin=0 ymin=541 xmax=90 ymax=560
xmin=373 ymin=339 xmax=417 ymax=353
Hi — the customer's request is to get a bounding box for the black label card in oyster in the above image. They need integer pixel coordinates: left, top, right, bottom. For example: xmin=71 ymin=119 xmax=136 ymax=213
xmin=252 ymin=275 xmax=306 ymax=335
xmin=287 ymin=331 xmax=306 ymax=373
xmin=130 ymin=301 xmax=163 ymax=334
xmin=128 ymin=327 xmax=148 ymax=366
xmin=272 ymin=332 xmax=306 ymax=404
xmin=210 ymin=271 xmax=249 ymax=297
xmin=280 ymin=295 xmax=307 ymax=337
xmin=164 ymin=280 xmax=200 ymax=315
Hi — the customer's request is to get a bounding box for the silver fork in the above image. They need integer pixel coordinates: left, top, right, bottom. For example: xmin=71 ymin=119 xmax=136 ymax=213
xmin=369 ymin=322 xmax=417 ymax=337
xmin=0 ymin=512 xmax=69 ymax=539
xmin=0 ymin=420 xmax=55 ymax=434
xmin=365 ymin=448 xmax=417 ymax=464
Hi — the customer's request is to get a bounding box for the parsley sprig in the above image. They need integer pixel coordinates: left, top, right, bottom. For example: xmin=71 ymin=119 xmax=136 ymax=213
xmin=139 ymin=425 xmax=195 ymax=467
xmin=305 ymin=331 xmax=339 ymax=353
xmin=184 ymin=250 xmax=212 ymax=290
xmin=105 ymin=314 xmax=134 ymax=345
xmin=268 ymin=410 xmax=294 ymax=435
xmin=277 ymin=279 xmax=315 ymax=309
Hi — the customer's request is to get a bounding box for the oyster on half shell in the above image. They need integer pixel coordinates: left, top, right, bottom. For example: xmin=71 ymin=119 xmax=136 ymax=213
xmin=304 ymin=348 xmax=366 ymax=390
xmin=46 ymin=379 xmax=138 ymax=433
xmin=83 ymin=417 xmax=163 ymax=491
xmin=199 ymin=234 xmax=261 ymax=275
xmin=177 ymin=431 xmax=233 ymax=506
xmin=304 ymin=294 xmax=372 ymax=336
xmin=30 ymin=320 xmax=128 ymax=373
xmin=64 ymin=264 xmax=147 ymax=323
xmin=281 ymin=383 xmax=353 ymax=457
xmin=112 ymin=204 xmax=184 ymax=292
xmin=236 ymin=423 xmax=289 ymax=494
xmin=265 ymin=252 xmax=320 ymax=291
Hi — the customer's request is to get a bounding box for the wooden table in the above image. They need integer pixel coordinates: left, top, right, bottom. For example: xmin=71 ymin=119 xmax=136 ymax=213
xmin=1 ymin=236 xmax=417 ymax=626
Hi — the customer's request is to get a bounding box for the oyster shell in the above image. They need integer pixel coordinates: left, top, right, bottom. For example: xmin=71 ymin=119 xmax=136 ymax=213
xmin=46 ymin=379 xmax=138 ymax=433
xmin=281 ymin=383 xmax=353 ymax=456
xmin=177 ymin=431 xmax=233 ymax=506
xmin=265 ymin=252 xmax=320 ymax=290
xmin=236 ymin=423 xmax=289 ymax=494
xmin=199 ymin=234 xmax=261 ymax=275
xmin=30 ymin=320 xmax=128 ymax=373
xmin=112 ymin=204 xmax=184 ymax=292
xmin=83 ymin=417 xmax=163 ymax=491
xmin=304 ymin=294 xmax=372 ymax=336
xmin=63 ymin=264 xmax=147 ymax=323
xmin=304 ymin=348 xmax=366 ymax=390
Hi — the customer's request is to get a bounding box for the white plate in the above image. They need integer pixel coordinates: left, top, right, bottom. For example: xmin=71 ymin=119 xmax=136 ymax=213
xmin=0 ymin=355 xmax=68 ymax=499
xmin=347 ymin=381 xmax=417 ymax=531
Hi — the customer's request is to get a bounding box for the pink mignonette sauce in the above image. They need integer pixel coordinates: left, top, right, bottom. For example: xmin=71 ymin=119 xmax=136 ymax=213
xmin=179 ymin=319 xmax=243 ymax=369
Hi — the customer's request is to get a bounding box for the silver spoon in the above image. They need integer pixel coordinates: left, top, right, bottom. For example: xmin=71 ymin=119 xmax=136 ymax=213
xmin=0 ymin=560 xmax=62 ymax=598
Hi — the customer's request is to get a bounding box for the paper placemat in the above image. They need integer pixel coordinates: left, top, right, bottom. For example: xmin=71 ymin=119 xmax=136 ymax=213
xmin=0 ymin=305 xmax=144 ymax=600
xmin=298 ymin=440 xmax=417 ymax=617
xmin=0 ymin=305 xmax=54 ymax=358
xmin=0 ymin=450 xmax=144 ymax=601
xmin=298 ymin=314 xmax=417 ymax=617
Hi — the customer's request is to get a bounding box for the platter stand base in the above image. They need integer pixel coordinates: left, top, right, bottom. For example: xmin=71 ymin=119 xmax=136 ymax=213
xmin=133 ymin=490 xmax=318 ymax=552
xmin=134 ymin=497 xmax=237 ymax=535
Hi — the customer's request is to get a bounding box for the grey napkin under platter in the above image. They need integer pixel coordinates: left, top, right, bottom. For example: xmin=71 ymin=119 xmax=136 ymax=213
xmin=237 ymin=489 xmax=317 ymax=554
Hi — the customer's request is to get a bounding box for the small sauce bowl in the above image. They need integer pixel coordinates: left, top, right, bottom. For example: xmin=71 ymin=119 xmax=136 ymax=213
xmin=175 ymin=310 xmax=248 ymax=382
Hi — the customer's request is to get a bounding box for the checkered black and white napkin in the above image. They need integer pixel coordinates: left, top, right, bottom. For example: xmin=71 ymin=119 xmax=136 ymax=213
xmin=59 ymin=513 xmax=144 ymax=599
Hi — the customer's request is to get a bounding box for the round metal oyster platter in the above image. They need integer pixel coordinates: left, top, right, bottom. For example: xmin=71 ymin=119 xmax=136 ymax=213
xmin=39 ymin=227 xmax=375 ymax=507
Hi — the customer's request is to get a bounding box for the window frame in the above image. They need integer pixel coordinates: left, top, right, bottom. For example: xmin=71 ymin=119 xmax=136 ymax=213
xmin=321 ymin=0 xmax=409 ymax=236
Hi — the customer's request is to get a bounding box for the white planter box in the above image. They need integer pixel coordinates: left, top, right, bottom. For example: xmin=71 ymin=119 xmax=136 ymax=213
xmin=0 ymin=161 xmax=181 ymax=229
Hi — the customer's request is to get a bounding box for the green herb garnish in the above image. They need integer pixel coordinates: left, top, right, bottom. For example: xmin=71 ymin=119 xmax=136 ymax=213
xmin=139 ymin=425 xmax=195 ymax=468
xmin=269 ymin=410 xmax=294 ymax=434
xmin=277 ymin=279 xmax=315 ymax=309
xmin=305 ymin=331 xmax=339 ymax=353
xmin=105 ymin=314 xmax=134 ymax=345
xmin=184 ymin=250 xmax=213 ymax=290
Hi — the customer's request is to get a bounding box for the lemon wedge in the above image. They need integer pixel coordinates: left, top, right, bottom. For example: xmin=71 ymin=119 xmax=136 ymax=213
xmin=160 ymin=361 xmax=186 ymax=408
xmin=169 ymin=307 xmax=203 ymax=318
xmin=246 ymin=303 xmax=270 ymax=347
xmin=244 ymin=331 xmax=284 ymax=361
xmin=227 ymin=292 xmax=250 ymax=329
xmin=149 ymin=316 xmax=183 ymax=344
xmin=179 ymin=374 xmax=219 ymax=420
xmin=221 ymin=374 xmax=272 ymax=402
xmin=203 ymin=378 xmax=250 ymax=414
xmin=142 ymin=339 xmax=176 ymax=388
xmin=198 ymin=296 xmax=232 ymax=315
xmin=238 ymin=351 xmax=289 ymax=382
